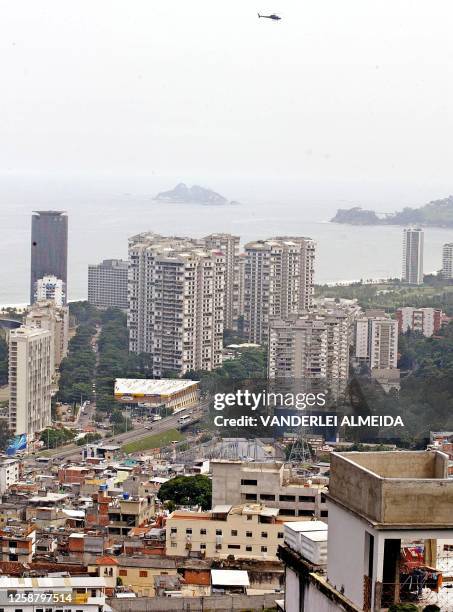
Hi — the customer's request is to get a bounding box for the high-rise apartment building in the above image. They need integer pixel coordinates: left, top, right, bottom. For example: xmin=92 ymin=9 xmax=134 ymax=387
xmin=88 ymin=259 xmax=129 ymax=310
xmin=128 ymin=233 xmax=225 ymax=376
xmin=268 ymin=311 xmax=350 ymax=387
xmin=25 ymin=300 xmax=69 ymax=371
xmin=402 ymin=227 xmax=424 ymax=285
xmin=30 ymin=211 xmax=68 ymax=304
xmin=396 ymin=306 xmax=442 ymax=337
xmin=8 ymin=327 xmax=52 ymax=437
xmin=442 ymin=242 xmax=453 ymax=279
xmin=33 ymin=275 xmax=66 ymax=306
xmin=354 ymin=316 xmax=398 ymax=369
xmin=244 ymin=237 xmax=315 ymax=344
xmin=204 ymin=234 xmax=240 ymax=330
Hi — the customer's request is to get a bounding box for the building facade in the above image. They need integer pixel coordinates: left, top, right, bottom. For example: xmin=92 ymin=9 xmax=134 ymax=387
xmin=244 ymin=237 xmax=316 ymax=344
xmin=128 ymin=233 xmax=225 ymax=376
xmin=396 ymin=306 xmax=443 ymax=337
xmin=88 ymin=259 xmax=129 ymax=310
xmin=204 ymin=234 xmax=240 ymax=330
xmin=8 ymin=326 xmax=52 ymax=437
xmin=0 ymin=458 xmax=20 ymax=495
xmin=33 ymin=274 xmax=66 ymax=306
xmin=30 ymin=211 xmax=68 ymax=304
xmin=354 ymin=316 xmax=398 ymax=370
xmin=268 ymin=311 xmax=349 ymax=389
xmin=211 ymin=461 xmax=327 ymax=518
xmin=402 ymin=227 xmax=424 ymax=285
xmin=442 ymin=242 xmax=453 ymax=279
xmin=166 ymin=504 xmax=289 ymax=561
xmin=25 ymin=300 xmax=69 ymax=371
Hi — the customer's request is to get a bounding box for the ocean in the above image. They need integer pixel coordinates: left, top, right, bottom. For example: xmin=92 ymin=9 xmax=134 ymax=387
xmin=2 ymin=175 xmax=453 ymax=304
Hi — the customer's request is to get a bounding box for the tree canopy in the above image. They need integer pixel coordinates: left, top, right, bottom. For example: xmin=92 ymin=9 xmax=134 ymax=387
xmin=158 ymin=475 xmax=212 ymax=510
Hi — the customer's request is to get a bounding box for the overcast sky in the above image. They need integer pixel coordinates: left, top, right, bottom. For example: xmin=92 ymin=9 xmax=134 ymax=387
xmin=1 ymin=0 xmax=452 ymax=184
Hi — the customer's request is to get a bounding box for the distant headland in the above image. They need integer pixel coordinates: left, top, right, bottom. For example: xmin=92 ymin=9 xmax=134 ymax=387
xmin=153 ymin=183 xmax=240 ymax=206
xmin=331 ymin=195 xmax=453 ymax=228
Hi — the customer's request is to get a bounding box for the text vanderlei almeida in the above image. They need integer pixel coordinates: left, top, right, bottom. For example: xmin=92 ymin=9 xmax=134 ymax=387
xmin=211 ymin=390 xmax=404 ymax=428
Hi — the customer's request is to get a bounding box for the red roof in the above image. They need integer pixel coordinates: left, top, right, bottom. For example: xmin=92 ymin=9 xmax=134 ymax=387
xmin=95 ymin=555 xmax=119 ymax=566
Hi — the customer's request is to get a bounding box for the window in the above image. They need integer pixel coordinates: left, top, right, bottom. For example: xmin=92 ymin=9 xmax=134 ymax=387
xmin=200 ymin=528 xmax=207 ymax=535
xmin=261 ymin=531 xmax=268 ymax=538
xmin=260 ymin=493 xmax=275 ymax=501
xmin=278 ymin=532 xmax=284 ymax=539
xmin=171 ymin=527 xmax=177 ymax=534
xmin=139 ymin=571 xmax=148 ymax=578
xmin=246 ymin=531 xmax=252 ymax=538
xmin=245 ymin=493 xmax=257 ymax=501
xmin=299 ymin=495 xmax=315 ymax=503
xmin=246 ymin=545 xmax=252 ymax=552
xmin=200 ymin=543 xmax=206 ymax=550
xmin=261 ymin=546 xmax=267 ymax=553
xmin=231 ymin=530 xmax=238 ymax=536
xmin=185 ymin=528 xmax=192 ymax=535
xmin=228 ymin=544 xmax=240 ymax=550
xmin=119 ymin=570 xmax=128 ymax=577
xmin=246 ymin=515 xmax=253 ymax=521
xmin=298 ymin=510 xmax=315 ymax=516
xmin=279 ymin=494 xmax=295 ymax=502
xmin=321 ymin=493 xmax=326 ymax=503
xmin=321 ymin=510 xmax=328 ymax=517
xmin=171 ymin=542 xmax=177 ymax=548
xmin=241 ymin=479 xmax=257 ymax=486
xmin=216 ymin=529 xmax=222 ymax=536
xmin=281 ymin=508 xmax=296 ymax=516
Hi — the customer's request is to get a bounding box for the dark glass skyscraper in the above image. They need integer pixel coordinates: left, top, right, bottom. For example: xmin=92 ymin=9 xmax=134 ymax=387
xmin=30 ymin=211 xmax=68 ymax=304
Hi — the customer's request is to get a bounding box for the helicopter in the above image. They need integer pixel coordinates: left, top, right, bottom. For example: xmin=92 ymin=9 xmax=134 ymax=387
xmin=258 ymin=13 xmax=282 ymax=20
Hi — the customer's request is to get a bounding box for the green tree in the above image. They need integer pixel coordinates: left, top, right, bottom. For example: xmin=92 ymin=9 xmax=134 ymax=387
xmin=40 ymin=427 xmax=76 ymax=449
xmin=0 ymin=420 xmax=13 ymax=452
xmin=77 ymin=432 xmax=102 ymax=445
xmin=158 ymin=475 xmax=212 ymax=510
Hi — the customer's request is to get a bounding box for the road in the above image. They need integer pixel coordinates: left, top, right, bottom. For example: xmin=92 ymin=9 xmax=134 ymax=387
xmin=27 ymin=402 xmax=209 ymax=463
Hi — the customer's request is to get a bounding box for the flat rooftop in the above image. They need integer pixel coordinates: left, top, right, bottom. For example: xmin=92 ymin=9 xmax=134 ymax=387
xmin=114 ymin=378 xmax=199 ymax=398
xmin=329 ymin=451 xmax=453 ymax=528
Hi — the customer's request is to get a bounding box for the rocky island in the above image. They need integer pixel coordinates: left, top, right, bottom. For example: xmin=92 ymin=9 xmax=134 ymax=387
xmin=154 ymin=183 xmax=239 ymax=206
xmin=331 ymin=195 xmax=453 ymax=228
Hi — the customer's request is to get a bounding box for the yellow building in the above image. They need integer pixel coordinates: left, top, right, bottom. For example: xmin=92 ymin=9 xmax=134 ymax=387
xmin=166 ymin=503 xmax=300 ymax=561
xmin=91 ymin=556 xmax=179 ymax=597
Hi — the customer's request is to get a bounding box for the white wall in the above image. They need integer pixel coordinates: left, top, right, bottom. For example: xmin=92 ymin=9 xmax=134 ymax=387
xmin=284 ymin=566 xmax=300 ymax=612
xmin=304 ymin=584 xmax=354 ymax=612
xmin=327 ymin=502 xmax=366 ymax=609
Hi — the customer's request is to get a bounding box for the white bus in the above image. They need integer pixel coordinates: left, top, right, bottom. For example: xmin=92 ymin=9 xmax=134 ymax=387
xmin=178 ymin=414 xmax=191 ymax=425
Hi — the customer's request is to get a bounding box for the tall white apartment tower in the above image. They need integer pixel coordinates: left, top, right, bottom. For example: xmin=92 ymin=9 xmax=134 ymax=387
xmin=128 ymin=233 xmax=225 ymax=376
xmin=34 ymin=275 xmax=66 ymax=307
xmin=354 ymin=316 xmax=398 ymax=369
xmin=244 ymin=237 xmax=315 ymax=344
xmin=402 ymin=227 xmax=424 ymax=285
xmin=442 ymin=243 xmax=453 ymax=279
xmin=8 ymin=327 xmax=52 ymax=437
xmin=25 ymin=300 xmax=69 ymax=371
xmin=204 ymin=234 xmax=240 ymax=330
xmin=268 ymin=311 xmax=349 ymax=388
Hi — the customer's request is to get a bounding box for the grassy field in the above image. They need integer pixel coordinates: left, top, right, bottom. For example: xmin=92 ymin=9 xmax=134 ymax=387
xmin=122 ymin=428 xmax=184 ymax=454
